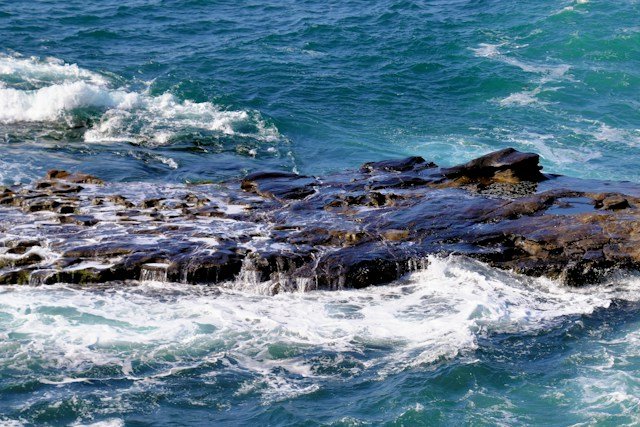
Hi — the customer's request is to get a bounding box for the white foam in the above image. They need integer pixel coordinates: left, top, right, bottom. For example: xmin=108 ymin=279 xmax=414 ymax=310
xmin=589 ymin=121 xmax=640 ymax=147
xmin=39 ymin=377 xmax=92 ymax=385
xmin=0 ymin=55 xmax=281 ymax=146
xmin=154 ymin=154 xmax=178 ymax=169
xmin=566 ymin=119 xmax=640 ymax=149
xmin=506 ymin=130 xmax=602 ymax=165
xmin=0 ymin=159 xmax=44 ymax=185
xmin=552 ymin=0 xmax=589 ymax=16
xmin=499 ymin=88 xmax=542 ymax=107
xmin=0 ymin=81 xmax=130 ymax=123
xmin=0 ymin=54 xmax=108 ymax=87
xmin=2 ymin=256 xmax=640 ymax=403
xmin=83 ymin=92 xmax=280 ymax=146
xmin=562 ymin=328 xmax=640 ymax=422
xmin=72 ymin=419 xmax=125 ymax=427
xmin=471 ymin=43 xmax=571 ymax=83
xmin=470 ymin=43 xmax=504 ymax=59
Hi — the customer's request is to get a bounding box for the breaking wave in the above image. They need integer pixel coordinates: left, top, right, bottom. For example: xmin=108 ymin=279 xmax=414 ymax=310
xmin=0 ymin=55 xmax=281 ymax=146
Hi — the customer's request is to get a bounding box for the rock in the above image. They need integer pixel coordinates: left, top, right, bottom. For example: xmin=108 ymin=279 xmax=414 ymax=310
xmin=107 ymin=195 xmax=135 ymax=208
xmin=58 ymin=215 xmax=99 ymax=226
xmin=185 ymin=205 xmax=225 ymax=218
xmin=310 ymin=244 xmax=410 ymax=290
xmin=183 ymin=193 xmax=210 ymax=207
xmin=50 ymin=267 xmax=106 ymax=285
xmin=5 ymin=239 xmax=41 ymax=255
xmin=367 ymin=174 xmax=430 ymax=190
xmin=22 ymin=198 xmax=60 ymax=213
xmin=600 ymin=195 xmax=630 ymax=211
xmin=62 ymin=243 xmax=137 ymax=259
xmin=0 ymin=196 xmax=16 ymax=206
xmin=56 ymin=205 xmax=77 ymax=214
xmin=175 ymin=250 xmax=244 ymax=284
xmin=241 ymin=171 xmax=317 ymax=200
xmin=1 ymin=147 xmax=640 ymax=291
xmin=382 ymin=229 xmax=409 ymax=241
xmin=0 ymin=270 xmax=32 ymax=285
xmin=361 ymin=156 xmax=436 ymax=173
xmin=48 ymin=182 xmax=84 ymax=194
xmin=141 ymin=198 xmax=164 ymax=209
xmin=46 ymin=170 xmax=103 ymax=184
xmin=45 ymin=170 xmax=71 ymax=180
xmin=13 ymin=252 xmax=44 ymax=267
xmin=441 ymin=148 xmax=546 ymax=184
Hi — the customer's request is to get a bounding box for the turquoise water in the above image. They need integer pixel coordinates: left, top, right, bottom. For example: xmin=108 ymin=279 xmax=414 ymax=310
xmin=2 ymin=0 xmax=640 ymax=183
xmin=2 ymin=0 xmax=640 ymax=425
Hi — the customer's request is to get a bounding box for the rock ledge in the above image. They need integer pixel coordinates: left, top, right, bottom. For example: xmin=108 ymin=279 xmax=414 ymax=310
xmin=1 ymin=148 xmax=640 ymax=292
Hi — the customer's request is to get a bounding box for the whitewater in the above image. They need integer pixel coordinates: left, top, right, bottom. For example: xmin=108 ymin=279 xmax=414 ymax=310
xmin=3 ymin=256 xmax=640 ymax=425
xmin=0 ymin=55 xmax=281 ymax=146
xmin=2 ymin=0 xmax=640 ymax=424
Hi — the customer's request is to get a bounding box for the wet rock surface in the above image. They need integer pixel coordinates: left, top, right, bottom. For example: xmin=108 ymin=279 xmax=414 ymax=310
xmin=2 ymin=148 xmax=640 ymax=292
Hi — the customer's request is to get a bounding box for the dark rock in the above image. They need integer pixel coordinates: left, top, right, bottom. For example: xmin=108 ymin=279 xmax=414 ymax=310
xmin=441 ymin=148 xmax=546 ymax=184
xmin=62 ymin=243 xmax=137 ymax=259
xmin=183 ymin=193 xmax=210 ymax=207
xmin=22 ymin=198 xmax=60 ymax=212
xmin=324 ymin=191 xmax=401 ymax=210
xmin=50 ymin=267 xmax=106 ymax=285
xmin=185 ymin=205 xmax=225 ymax=217
xmin=45 ymin=170 xmax=70 ymax=180
xmin=48 ymin=182 xmax=84 ymax=194
xmin=58 ymin=215 xmax=99 ymax=226
xmin=56 ymin=205 xmax=77 ymax=214
xmin=107 ymin=195 xmax=135 ymax=208
xmin=0 ymin=270 xmax=32 ymax=285
xmin=5 ymin=239 xmax=41 ymax=255
xmin=46 ymin=170 xmax=103 ymax=185
xmin=0 ymin=196 xmax=16 ymax=206
xmin=361 ymin=156 xmax=436 ymax=173
xmin=174 ymin=250 xmax=244 ymax=284
xmin=310 ymin=244 xmax=411 ymax=290
xmin=2 ymin=147 xmax=640 ymax=291
xmin=14 ymin=252 xmax=44 ymax=267
xmin=141 ymin=198 xmax=164 ymax=209
xmin=367 ymin=175 xmax=430 ymax=190
xmin=600 ymin=195 xmax=630 ymax=211
xmin=241 ymin=171 xmax=317 ymax=200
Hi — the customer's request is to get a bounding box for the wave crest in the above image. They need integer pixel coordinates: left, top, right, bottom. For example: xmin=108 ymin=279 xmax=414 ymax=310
xmin=0 ymin=55 xmax=282 ymax=146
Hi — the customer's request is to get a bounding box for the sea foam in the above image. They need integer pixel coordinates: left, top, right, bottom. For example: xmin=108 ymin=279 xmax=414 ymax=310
xmin=0 ymin=55 xmax=281 ymax=146
xmin=0 ymin=81 xmax=129 ymax=123
xmin=2 ymin=256 xmax=639 ymax=404
xmin=0 ymin=54 xmax=108 ymax=87
xmin=471 ymin=43 xmax=571 ymax=82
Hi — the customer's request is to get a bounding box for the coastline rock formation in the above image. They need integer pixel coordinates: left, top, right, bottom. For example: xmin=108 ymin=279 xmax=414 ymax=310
xmin=2 ymin=147 xmax=640 ymax=293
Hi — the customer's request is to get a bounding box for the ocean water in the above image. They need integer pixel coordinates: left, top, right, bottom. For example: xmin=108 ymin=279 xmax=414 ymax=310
xmin=2 ymin=0 xmax=640 ymax=425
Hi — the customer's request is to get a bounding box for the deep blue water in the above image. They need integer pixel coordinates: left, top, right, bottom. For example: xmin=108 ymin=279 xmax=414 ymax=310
xmin=2 ymin=0 xmax=640 ymax=425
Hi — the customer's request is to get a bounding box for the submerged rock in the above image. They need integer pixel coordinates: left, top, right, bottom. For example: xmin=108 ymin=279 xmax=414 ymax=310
xmin=2 ymin=147 xmax=640 ymax=292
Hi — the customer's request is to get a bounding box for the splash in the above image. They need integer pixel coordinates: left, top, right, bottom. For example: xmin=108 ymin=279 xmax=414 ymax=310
xmin=2 ymin=255 xmax=639 ymax=408
xmin=0 ymin=55 xmax=282 ymax=146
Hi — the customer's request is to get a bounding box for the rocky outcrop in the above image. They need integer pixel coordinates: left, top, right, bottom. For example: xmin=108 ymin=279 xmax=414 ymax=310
xmin=441 ymin=148 xmax=546 ymax=184
xmin=2 ymin=147 xmax=640 ymax=292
